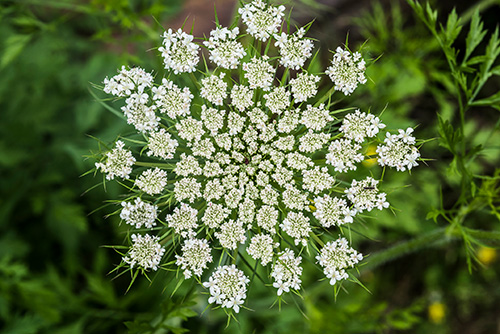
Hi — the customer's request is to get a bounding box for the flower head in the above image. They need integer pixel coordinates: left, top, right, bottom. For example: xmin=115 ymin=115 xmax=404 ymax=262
xmin=123 ymin=234 xmax=165 ymax=271
xmin=120 ymin=198 xmax=158 ymax=229
xmin=203 ymin=265 xmax=249 ymax=313
xmin=325 ymin=47 xmax=367 ymax=95
xmin=239 ymin=0 xmax=285 ymax=42
xmin=176 ymin=238 xmax=213 ymax=278
xmin=316 ymin=237 xmax=363 ymax=285
xmin=159 ymin=29 xmax=199 ymax=74
xmin=95 ymin=140 xmax=135 ymax=180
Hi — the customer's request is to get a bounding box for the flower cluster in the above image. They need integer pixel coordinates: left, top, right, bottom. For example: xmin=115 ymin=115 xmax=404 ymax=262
xmin=203 ymin=265 xmax=249 ymax=313
xmin=95 ymin=140 xmax=135 ymax=180
xmin=377 ymin=128 xmax=420 ymax=171
xmin=94 ymin=0 xmax=422 ymax=315
xmin=123 ymin=234 xmax=165 ymax=271
xmin=325 ymin=47 xmax=367 ymax=95
xmin=316 ymin=237 xmax=363 ymax=285
xmin=203 ymin=27 xmax=246 ymax=69
xmin=238 ymin=0 xmax=285 ymax=42
xmin=159 ymin=28 xmax=199 ymax=74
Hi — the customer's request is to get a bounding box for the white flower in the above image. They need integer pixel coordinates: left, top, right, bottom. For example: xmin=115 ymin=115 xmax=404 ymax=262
xmin=274 ymin=29 xmax=314 ymax=70
xmin=135 ymin=168 xmax=168 ymax=195
xmin=256 ymin=205 xmax=279 ymax=234
xmin=239 ymin=0 xmax=285 ymax=42
xmin=121 ymin=99 xmax=159 ymax=133
xmin=325 ymin=47 xmax=367 ymax=95
xmin=242 ymin=56 xmax=275 ymax=91
xmin=301 ymin=104 xmax=333 ymax=131
xmin=271 ymin=249 xmax=303 ymax=295
xmin=290 ymin=72 xmax=320 ymax=102
xmin=152 ymin=79 xmax=193 ymax=119
xmin=175 ymin=238 xmax=213 ymax=278
xmin=104 ymin=66 xmax=153 ymax=97
xmin=230 ymin=84 xmax=254 ymax=111
xmin=203 ymin=26 xmax=246 ymax=69
xmin=202 ymin=202 xmax=231 ymax=229
xmin=298 ymin=130 xmax=330 ymax=153
xmin=200 ymin=73 xmax=228 ymax=106
xmin=282 ymin=185 xmax=309 ymax=211
xmin=215 ymin=220 xmax=247 ymax=250
xmin=302 ymin=166 xmax=335 ymax=195
xmin=313 ymin=195 xmax=355 ymax=228
xmin=345 ymin=177 xmax=389 ymax=213
xmin=377 ymin=128 xmax=420 ymax=171
xmin=159 ymin=28 xmax=199 ymax=74
xmin=147 ymin=128 xmax=178 ymax=160
xmin=264 ymin=86 xmax=291 ymax=114
xmin=326 ymin=139 xmax=364 ymax=173
xmin=277 ymin=109 xmax=300 ymax=133
xmin=175 ymin=117 xmax=205 ymax=143
xmin=280 ymin=212 xmax=312 ymax=246
xmin=95 ymin=140 xmax=135 ymax=180
xmin=340 ymin=109 xmax=386 ymax=143
xmin=203 ymin=265 xmax=249 ymax=313
xmin=123 ymin=234 xmax=165 ymax=271
xmin=120 ymin=198 xmax=158 ymax=229
xmin=166 ymin=202 xmax=198 ymax=238
xmin=246 ymin=234 xmax=277 ymax=265
xmin=174 ymin=177 xmax=202 ymax=203
xmin=316 ymin=237 xmax=363 ymax=285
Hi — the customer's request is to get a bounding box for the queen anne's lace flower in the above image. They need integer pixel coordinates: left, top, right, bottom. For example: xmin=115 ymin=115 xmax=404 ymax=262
xmin=121 ymin=98 xmax=159 ymax=133
xmin=280 ymin=212 xmax=312 ymax=246
xmin=120 ymin=198 xmax=158 ymax=229
xmin=215 ymin=220 xmax=247 ymax=249
xmin=95 ymin=140 xmax=135 ymax=180
xmin=326 ymin=139 xmax=364 ymax=172
xmin=123 ymin=234 xmax=165 ymax=271
xmin=176 ymin=238 xmax=213 ymax=278
xmin=147 ymin=129 xmax=178 ymax=160
xmin=159 ymin=28 xmax=199 ymax=74
xmin=243 ymin=56 xmax=275 ymax=91
xmin=313 ymin=195 xmax=354 ymax=228
xmin=345 ymin=177 xmax=389 ymax=213
xmin=274 ymin=28 xmax=314 ymax=70
xmin=264 ymin=86 xmax=290 ymax=114
xmin=271 ymin=249 xmax=303 ymax=295
xmin=316 ymin=237 xmax=363 ymax=285
xmin=239 ymin=0 xmax=285 ymax=42
xmin=340 ymin=109 xmax=386 ymax=143
xmin=104 ymin=66 xmax=153 ymax=97
xmin=135 ymin=168 xmax=168 ymax=195
xmin=325 ymin=47 xmax=367 ymax=95
xmin=203 ymin=27 xmax=246 ymax=69
xmin=377 ymin=128 xmax=420 ymax=171
xmin=230 ymin=84 xmax=254 ymax=111
xmin=246 ymin=234 xmax=277 ymax=265
xmin=152 ymin=79 xmax=193 ymax=119
xmin=289 ymin=72 xmax=320 ymax=102
xmin=200 ymin=73 xmax=228 ymax=106
xmin=166 ymin=202 xmax=198 ymax=238
xmin=301 ymin=104 xmax=333 ymax=131
xmin=96 ymin=0 xmax=422 ymax=314
xmin=203 ymin=265 xmax=250 ymax=313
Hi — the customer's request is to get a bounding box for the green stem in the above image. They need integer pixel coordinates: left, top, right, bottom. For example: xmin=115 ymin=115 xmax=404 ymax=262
xmin=134 ymin=161 xmax=176 ymax=169
xmin=362 ymin=226 xmax=500 ymax=272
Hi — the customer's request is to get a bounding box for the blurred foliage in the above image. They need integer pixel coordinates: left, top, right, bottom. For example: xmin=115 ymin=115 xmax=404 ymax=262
xmin=1 ymin=0 xmax=499 ymax=333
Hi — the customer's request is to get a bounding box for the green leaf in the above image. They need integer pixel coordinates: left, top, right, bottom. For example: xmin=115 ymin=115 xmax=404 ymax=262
xmin=470 ymin=90 xmax=500 ymax=107
xmin=442 ymin=8 xmax=462 ymax=46
xmin=464 ymin=9 xmax=487 ymax=63
xmin=0 ymin=34 xmax=31 ymax=69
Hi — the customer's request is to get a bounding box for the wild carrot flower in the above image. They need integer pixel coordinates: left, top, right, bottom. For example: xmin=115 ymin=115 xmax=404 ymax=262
xmin=93 ymin=0 xmax=422 ymax=314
